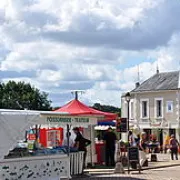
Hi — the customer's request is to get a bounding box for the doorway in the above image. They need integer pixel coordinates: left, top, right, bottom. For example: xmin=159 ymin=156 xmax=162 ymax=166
xmin=158 ymin=129 xmax=163 ymax=146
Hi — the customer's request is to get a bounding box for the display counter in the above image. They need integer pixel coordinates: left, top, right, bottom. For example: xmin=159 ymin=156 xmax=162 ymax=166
xmin=1 ymin=147 xmax=84 ymax=180
xmin=0 ymin=154 xmax=70 ymax=180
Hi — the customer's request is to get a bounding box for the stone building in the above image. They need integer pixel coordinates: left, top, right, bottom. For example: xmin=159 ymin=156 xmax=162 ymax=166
xmin=121 ymin=70 xmax=180 ymax=145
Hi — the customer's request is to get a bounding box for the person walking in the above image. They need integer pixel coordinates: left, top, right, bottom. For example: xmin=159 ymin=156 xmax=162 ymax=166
xmin=169 ymin=134 xmax=179 ymax=160
xmin=73 ymin=127 xmax=91 ymax=169
xmin=135 ymin=134 xmax=140 ymax=147
xmin=129 ymin=131 xmax=136 ymax=147
xmin=139 ymin=132 xmax=148 ymax=167
xmin=103 ymin=127 xmax=117 ymax=167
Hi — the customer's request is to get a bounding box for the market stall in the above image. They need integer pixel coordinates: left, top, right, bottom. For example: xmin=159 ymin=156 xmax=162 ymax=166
xmin=0 ymin=97 xmax=117 ymax=180
xmin=0 ymin=109 xmax=104 ymax=180
xmin=0 ymin=109 xmax=68 ymax=160
xmin=94 ymin=121 xmax=116 ymax=165
xmin=54 ymin=98 xmax=116 ymax=120
xmin=0 ymin=109 xmax=72 ymax=180
xmin=54 ymin=98 xmax=117 ymax=166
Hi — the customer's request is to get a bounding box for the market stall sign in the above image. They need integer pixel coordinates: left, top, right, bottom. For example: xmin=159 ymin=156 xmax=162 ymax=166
xmin=47 ymin=117 xmax=89 ymax=124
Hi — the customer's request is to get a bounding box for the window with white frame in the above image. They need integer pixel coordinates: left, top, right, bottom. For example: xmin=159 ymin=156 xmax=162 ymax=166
xmin=166 ymin=101 xmax=173 ymax=113
xmin=155 ymin=98 xmax=163 ymax=118
xmin=141 ymin=99 xmax=149 ymax=118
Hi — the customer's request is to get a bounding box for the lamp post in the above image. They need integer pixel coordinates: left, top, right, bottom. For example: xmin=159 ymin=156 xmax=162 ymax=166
xmin=125 ymin=92 xmax=131 ymax=174
xmin=125 ymin=92 xmax=131 ymax=138
xmin=114 ymin=92 xmax=131 ymax=174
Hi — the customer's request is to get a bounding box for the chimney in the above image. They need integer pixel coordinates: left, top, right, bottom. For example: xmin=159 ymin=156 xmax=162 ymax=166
xmin=135 ymin=82 xmax=140 ymax=88
xmin=157 ymin=69 xmax=159 ymax=74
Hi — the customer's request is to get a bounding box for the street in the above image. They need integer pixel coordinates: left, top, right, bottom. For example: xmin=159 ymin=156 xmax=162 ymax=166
xmin=73 ymin=166 xmax=180 ymax=180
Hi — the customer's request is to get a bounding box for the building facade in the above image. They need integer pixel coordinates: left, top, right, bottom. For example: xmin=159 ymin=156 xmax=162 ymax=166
xmin=121 ymin=70 xmax=180 ymax=145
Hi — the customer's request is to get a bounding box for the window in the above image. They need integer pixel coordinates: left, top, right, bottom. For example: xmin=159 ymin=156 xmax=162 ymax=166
xmin=166 ymin=101 xmax=173 ymax=113
xmin=142 ymin=101 xmax=148 ymax=118
xmin=156 ymin=100 xmax=162 ymax=117
xmin=140 ymin=99 xmax=149 ymax=119
xmin=142 ymin=101 xmax=147 ymax=117
xmin=155 ymin=98 xmax=163 ymax=118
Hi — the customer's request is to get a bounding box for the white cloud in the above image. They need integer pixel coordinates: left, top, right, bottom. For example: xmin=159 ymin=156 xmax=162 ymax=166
xmin=82 ymin=88 xmax=121 ymax=106
xmin=0 ymin=0 xmax=180 ymax=107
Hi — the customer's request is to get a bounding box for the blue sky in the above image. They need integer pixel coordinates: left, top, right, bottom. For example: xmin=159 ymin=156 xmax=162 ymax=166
xmin=0 ymin=0 xmax=180 ymax=107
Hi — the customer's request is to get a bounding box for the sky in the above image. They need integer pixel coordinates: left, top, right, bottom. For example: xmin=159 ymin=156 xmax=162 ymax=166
xmin=0 ymin=0 xmax=180 ymax=107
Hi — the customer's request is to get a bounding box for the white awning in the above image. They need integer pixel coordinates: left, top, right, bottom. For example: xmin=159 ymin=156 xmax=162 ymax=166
xmin=94 ymin=125 xmax=116 ymax=130
xmin=0 ymin=109 xmax=103 ymax=159
xmin=0 ymin=110 xmax=42 ymax=160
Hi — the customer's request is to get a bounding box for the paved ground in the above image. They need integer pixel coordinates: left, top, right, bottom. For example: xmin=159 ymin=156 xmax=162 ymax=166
xmin=85 ymin=153 xmax=180 ymax=173
xmin=72 ymin=154 xmax=180 ymax=180
xmin=73 ymin=166 xmax=180 ymax=179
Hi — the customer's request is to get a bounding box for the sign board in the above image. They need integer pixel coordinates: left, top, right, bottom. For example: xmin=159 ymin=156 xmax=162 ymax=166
xmin=150 ymin=119 xmax=162 ymax=128
xmin=46 ymin=116 xmax=90 ymax=124
xmin=120 ymin=118 xmax=127 ymax=132
xmin=28 ymin=134 xmax=36 ymax=141
xmin=128 ymin=147 xmax=139 ymax=162
xmin=150 ymin=123 xmax=161 ymax=127
xmin=128 ymin=147 xmax=141 ymax=174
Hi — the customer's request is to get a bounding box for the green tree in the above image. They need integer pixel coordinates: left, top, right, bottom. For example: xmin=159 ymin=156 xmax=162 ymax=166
xmin=92 ymin=103 xmax=121 ymax=117
xmin=0 ymin=81 xmax=52 ymax=110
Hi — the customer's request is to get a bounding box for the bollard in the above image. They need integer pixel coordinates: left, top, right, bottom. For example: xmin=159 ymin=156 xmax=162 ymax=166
xmin=114 ymin=162 xmax=125 ymax=174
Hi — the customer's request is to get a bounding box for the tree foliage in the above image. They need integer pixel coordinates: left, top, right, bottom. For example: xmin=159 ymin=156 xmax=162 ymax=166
xmin=92 ymin=103 xmax=121 ymax=117
xmin=0 ymin=81 xmax=52 ymax=110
